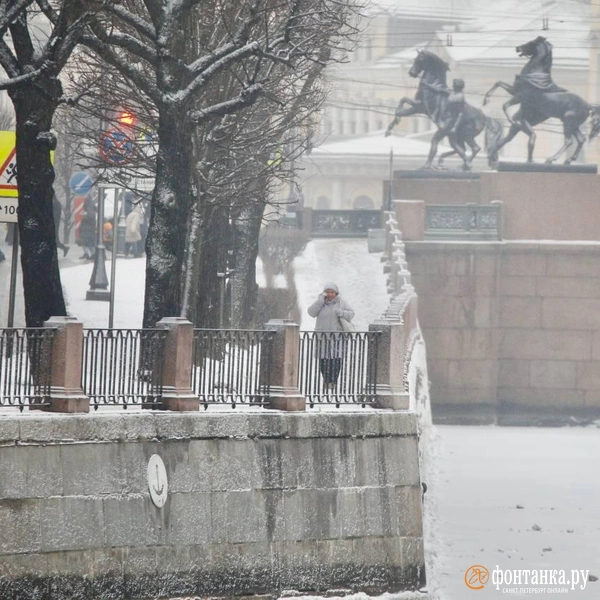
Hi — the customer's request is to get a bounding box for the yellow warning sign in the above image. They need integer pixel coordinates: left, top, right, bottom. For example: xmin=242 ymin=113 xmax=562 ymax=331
xmin=0 ymin=131 xmax=17 ymax=197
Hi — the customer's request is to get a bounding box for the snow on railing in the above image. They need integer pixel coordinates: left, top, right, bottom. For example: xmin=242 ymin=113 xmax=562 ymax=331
xmin=191 ymin=328 xmax=275 ymax=408
xmin=379 ymin=210 xmax=432 ymax=416
xmin=298 ymin=330 xmax=381 ymax=408
xmin=82 ymin=328 xmax=168 ymax=410
xmin=0 ymin=328 xmax=55 ymax=411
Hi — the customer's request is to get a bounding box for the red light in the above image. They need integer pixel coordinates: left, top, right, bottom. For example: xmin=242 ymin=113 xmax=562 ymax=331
xmin=118 ymin=111 xmax=136 ymax=127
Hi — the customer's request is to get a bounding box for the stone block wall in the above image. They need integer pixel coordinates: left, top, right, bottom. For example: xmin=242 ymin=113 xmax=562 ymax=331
xmin=0 ymin=412 xmax=425 ymax=599
xmin=389 ymin=171 xmax=600 ymax=242
xmin=406 ymin=241 xmax=600 ymax=413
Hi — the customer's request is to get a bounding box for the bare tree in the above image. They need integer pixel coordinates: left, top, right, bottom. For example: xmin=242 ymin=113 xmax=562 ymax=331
xmin=81 ymin=0 xmax=361 ymax=327
xmin=0 ymin=0 xmax=99 ymax=326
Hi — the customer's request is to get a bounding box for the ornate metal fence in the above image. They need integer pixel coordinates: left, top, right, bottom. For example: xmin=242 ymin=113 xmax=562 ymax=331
xmin=311 ymin=210 xmax=382 ymax=238
xmin=192 ymin=329 xmax=275 ymax=408
xmin=298 ymin=331 xmax=380 ymax=407
xmin=82 ymin=329 xmax=167 ymax=409
xmin=424 ymin=203 xmax=502 ymax=240
xmin=0 ymin=328 xmax=55 ymax=410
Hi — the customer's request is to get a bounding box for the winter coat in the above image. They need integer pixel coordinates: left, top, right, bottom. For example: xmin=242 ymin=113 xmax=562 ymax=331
xmin=307 ymin=294 xmax=355 ymax=358
xmin=79 ymin=208 xmax=96 ymax=247
xmin=125 ymin=206 xmax=143 ymax=243
xmin=307 ymin=293 xmax=354 ymax=332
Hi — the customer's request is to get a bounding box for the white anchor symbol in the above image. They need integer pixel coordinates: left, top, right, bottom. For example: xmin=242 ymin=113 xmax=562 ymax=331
xmin=153 ymin=463 xmax=165 ymax=496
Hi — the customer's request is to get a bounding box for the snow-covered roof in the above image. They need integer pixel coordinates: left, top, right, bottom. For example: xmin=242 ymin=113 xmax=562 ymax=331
xmin=374 ymin=0 xmax=590 ymax=71
xmin=368 ymin=0 xmax=475 ymax=22
xmin=309 ymin=130 xmax=452 ymax=158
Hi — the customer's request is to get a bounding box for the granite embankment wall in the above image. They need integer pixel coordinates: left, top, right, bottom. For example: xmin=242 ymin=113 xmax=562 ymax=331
xmin=406 ymin=241 xmax=600 ymax=418
xmin=0 ymin=412 xmax=424 ymax=599
xmin=392 ymin=170 xmax=600 ymax=241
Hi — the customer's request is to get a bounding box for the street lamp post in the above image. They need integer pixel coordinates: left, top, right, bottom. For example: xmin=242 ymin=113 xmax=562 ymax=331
xmin=86 ymin=187 xmax=110 ymax=301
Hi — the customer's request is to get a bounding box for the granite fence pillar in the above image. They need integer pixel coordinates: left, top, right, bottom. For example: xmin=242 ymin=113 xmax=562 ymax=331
xmin=42 ymin=316 xmax=89 ymax=413
xmin=264 ymin=319 xmax=306 ymax=411
xmin=156 ymin=317 xmax=198 ymax=411
xmin=369 ymin=320 xmax=409 ymax=410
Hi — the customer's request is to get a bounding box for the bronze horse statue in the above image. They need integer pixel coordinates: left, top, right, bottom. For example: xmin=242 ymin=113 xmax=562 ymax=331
xmin=484 ymin=36 xmax=600 ymax=164
xmin=385 ymin=50 xmax=503 ymax=170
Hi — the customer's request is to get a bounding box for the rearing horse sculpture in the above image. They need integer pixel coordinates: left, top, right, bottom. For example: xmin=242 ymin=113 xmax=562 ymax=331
xmin=386 ymin=50 xmax=503 ymax=170
xmin=483 ymin=36 xmax=600 ymax=164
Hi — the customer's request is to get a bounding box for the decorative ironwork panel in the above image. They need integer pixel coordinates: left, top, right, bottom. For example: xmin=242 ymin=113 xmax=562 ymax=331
xmin=82 ymin=329 xmax=167 ymax=409
xmin=311 ymin=210 xmax=381 ymax=237
xmin=425 ymin=204 xmax=501 ymax=239
xmin=192 ymin=329 xmax=275 ymax=408
xmin=298 ymin=330 xmax=380 ymax=407
xmin=478 ymin=208 xmax=499 ymax=229
xmin=426 ymin=207 xmax=466 ymax=230
xmin=0 ymin=328 xmax=54 ymax=410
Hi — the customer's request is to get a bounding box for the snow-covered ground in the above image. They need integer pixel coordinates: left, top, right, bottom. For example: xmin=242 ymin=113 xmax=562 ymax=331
xmin=422 ymin=425 xmax=600 ymax=600
xmin=293 ymin=238 xmax=390 ymax=330
xmin=3 ymin=238 xmax=600 ymax=599
xmin=55 ymin=237 xmax=389 ymax=329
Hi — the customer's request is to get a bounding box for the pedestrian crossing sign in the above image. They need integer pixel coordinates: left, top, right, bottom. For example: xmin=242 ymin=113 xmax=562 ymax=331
xmin=0 ymin=131 xmax=17 ymax=197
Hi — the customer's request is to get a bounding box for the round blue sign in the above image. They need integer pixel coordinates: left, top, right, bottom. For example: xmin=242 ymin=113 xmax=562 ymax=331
xmin=69 ymin=171 xmax=94 ymax=195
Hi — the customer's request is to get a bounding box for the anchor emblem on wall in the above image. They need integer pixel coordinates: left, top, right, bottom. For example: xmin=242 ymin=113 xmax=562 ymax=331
xmin=147 ymin=454 xmax=168 ymax=508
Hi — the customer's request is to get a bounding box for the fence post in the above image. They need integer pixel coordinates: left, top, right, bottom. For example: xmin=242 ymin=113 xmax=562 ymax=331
xmin=156 ymin=317 xmax=198 ymax=411
xmin=369 ymin=320 xmax=409 ymax=410
xmin=42 ymin=316 xmax=89 ymax=413
xmin=264 ymin=319 xmax=305 ymax=411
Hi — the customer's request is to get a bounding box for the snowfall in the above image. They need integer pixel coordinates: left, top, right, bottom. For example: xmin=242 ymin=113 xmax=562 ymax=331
xmin=0 ymin=238 xmax=599 ymax=600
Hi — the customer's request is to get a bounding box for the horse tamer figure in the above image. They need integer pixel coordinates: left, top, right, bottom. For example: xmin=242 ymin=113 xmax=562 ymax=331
xmin=385 ymin=50 xmax=503 ymax=170
xmin=483 ymin=36 xmax=600 ymax=164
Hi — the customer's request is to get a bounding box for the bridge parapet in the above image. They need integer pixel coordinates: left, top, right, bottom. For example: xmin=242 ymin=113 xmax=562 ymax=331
xmin=378 ymin=211 xmax=430 ymax=419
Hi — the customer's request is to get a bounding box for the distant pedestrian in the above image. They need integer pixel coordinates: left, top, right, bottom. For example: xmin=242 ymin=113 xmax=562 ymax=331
xmin=307 ymin=282 xmax=355 ymax=389
xmin=52 ymin=194 xmax=69 ymax=257
xmin=103 ymin=219 xmax=113 ymax=251
xmin=125 ymin=203 xmax=144 ymax=257
xmin=78 ymin=198 xmax=96 ymax=260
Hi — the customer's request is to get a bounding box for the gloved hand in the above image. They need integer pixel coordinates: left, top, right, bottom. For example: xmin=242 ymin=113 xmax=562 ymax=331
xmin=335 ymin=309 xmax=344 ymax=317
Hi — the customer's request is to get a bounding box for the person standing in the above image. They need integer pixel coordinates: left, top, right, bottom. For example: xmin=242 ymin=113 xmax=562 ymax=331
xmin=52 ymin=194 xmax=69 ymax=257
xmin=125 ymin=203 xmax=144 ymax=257
xmin=78 ymin=198 xmax=96 ymax=260
xmin=307 ymin=282 xmax=355 ymax=389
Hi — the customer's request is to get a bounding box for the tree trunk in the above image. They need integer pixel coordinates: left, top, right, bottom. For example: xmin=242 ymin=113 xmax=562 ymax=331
xmin=230 ymin=202 xmax=264 ymax=329
xmin=193 ymin=204 xmax=230 ymax=328
xmin=10 ymin=82 xmax=66 ymax=327
xmin=142 ymin=107 xmax=194 ymax=327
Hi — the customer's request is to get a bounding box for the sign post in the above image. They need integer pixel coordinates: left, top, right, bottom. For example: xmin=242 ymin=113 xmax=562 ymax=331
xmin=6 ymin=226 xmax=18 ymax=328
xmin=0 ymin=196 xmax=18 ymax=328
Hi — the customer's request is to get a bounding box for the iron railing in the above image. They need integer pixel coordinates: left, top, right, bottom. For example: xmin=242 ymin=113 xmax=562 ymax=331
xmin=192 ymin=329 xmax=275 ymax=408
xmin=424 ymin=203 xmax=502 ymax=240
xmin=0 ymin=328 xmax=55 ymax=410
xmin=311 ymin=210 xmax=382 ymax=238
xmin=299 ymin=331 xmax=381 ymax=407
xmin=82 ymin=329 xmax=167 ymax=409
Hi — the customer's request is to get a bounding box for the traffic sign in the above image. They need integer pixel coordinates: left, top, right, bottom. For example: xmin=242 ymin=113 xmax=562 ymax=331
xmin=99 ymin=129 xmax=135 ymax=165
xmin=0 ymin=131 xmax=17 ymax=197
xmin=0 ymin=196 xmax=17 ymax=223
xmin=132 ymin=177 xmax=155 ymax=191
xmin=69 ymin=171 xmax=94 ymax=195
